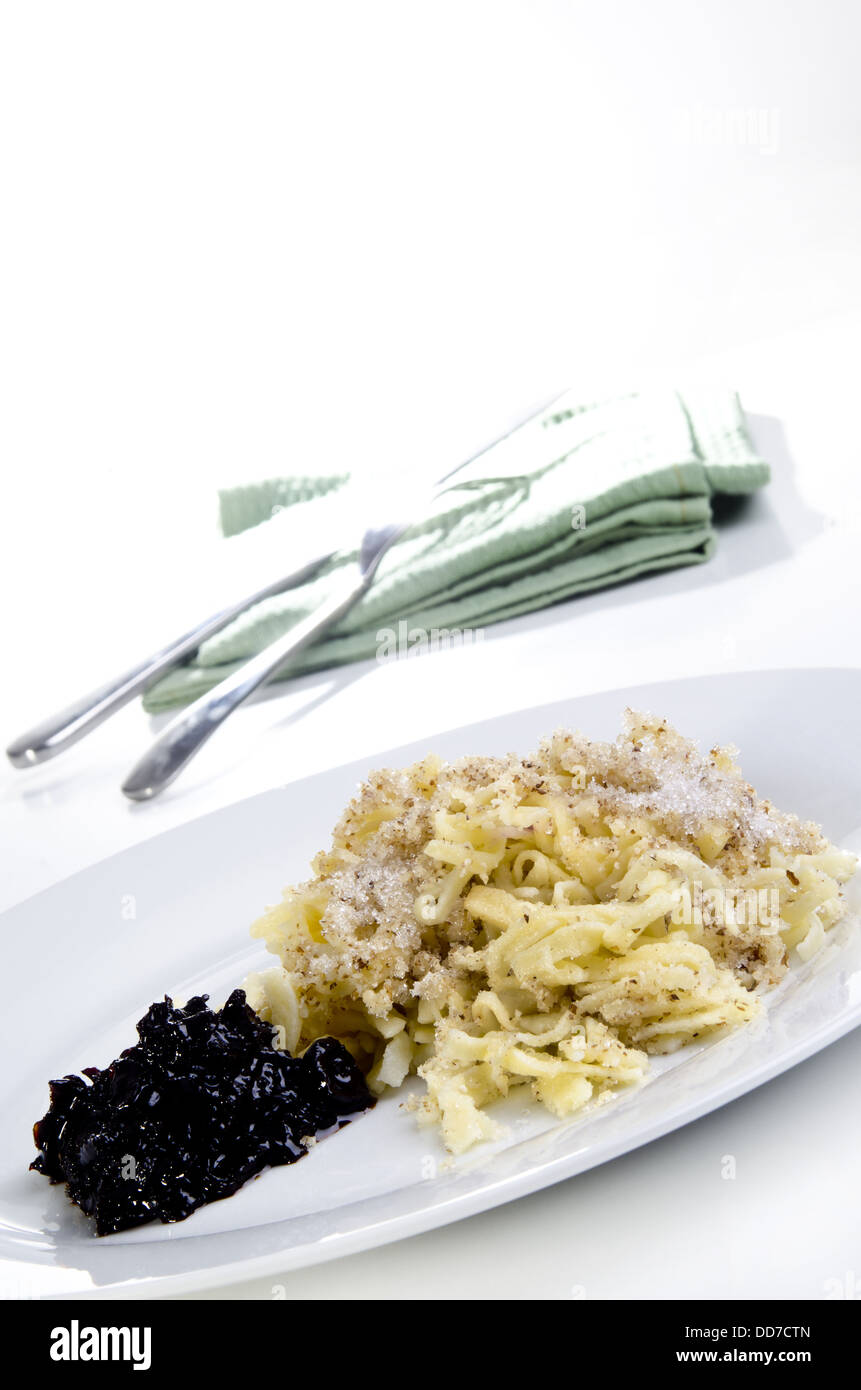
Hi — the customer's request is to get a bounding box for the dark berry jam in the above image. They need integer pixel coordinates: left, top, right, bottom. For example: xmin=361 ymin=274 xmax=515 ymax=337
xmin=31 ymin=989 xmax=374 ymax=1235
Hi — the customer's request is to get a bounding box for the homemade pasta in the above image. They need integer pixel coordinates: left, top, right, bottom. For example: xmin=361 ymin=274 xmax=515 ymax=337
xmin=245 ymin=713 xmax=856 ymax=1153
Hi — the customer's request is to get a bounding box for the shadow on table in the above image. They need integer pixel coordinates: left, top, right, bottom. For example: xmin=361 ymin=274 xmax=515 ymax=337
xmin=472 ymin=411 xmax=826 ymax=640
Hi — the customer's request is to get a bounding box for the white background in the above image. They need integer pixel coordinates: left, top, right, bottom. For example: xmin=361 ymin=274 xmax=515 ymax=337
xmin=1 ymin=1 xmax=860 ymax=1300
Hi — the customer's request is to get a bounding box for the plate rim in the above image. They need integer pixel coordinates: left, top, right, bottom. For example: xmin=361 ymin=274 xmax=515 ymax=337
xmin=35 ymin=1003 xmax=861 ymax=1300
xmin=3 ymin=665 xmax=859 ymax=1299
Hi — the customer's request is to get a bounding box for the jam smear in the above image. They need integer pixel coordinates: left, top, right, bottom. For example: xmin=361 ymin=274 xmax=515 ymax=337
xmin=31 ymin=989 xmax=374 ymax=1235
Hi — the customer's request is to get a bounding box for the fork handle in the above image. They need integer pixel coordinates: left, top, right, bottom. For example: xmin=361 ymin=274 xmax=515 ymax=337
xmin=5 ymin=554 xmax=333 ymax=769
xmin=121 ymin=568 xmax=370 ymax=801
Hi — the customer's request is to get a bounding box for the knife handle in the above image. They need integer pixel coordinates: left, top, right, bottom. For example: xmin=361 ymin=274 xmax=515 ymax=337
xmin=121 ymin=566 xmax=370 ymax=800
xmin=5 ymin=554 xmax=331 ymax=768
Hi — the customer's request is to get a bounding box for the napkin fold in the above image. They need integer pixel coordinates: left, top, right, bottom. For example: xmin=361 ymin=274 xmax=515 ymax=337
xmin=142 ymin=387 xmax=768 ymax=712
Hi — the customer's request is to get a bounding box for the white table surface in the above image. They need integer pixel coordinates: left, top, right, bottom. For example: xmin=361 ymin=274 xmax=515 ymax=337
xmin=2 ymin=1 xmax=860 ymax=1299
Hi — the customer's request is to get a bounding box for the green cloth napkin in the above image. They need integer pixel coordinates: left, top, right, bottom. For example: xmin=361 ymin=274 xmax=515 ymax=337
xmin=142 ymin=387 xmax=768 ymax=713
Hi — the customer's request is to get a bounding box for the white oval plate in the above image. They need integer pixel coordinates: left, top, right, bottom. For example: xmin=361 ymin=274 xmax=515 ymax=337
xmin=2 ymin=667 xmax=860 ymax=1300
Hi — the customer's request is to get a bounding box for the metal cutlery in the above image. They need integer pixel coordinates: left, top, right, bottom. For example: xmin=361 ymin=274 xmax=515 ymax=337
xmin=5 ymin=552 xmax=337 ymax=769
xmin=120 ymin=517 xmax=412 ymax=800
xmin=7 ymin=389 xmax=565 ymax=799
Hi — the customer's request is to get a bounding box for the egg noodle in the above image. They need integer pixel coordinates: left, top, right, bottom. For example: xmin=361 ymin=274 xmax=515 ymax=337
xmin=245 ymin=713 xmax=856 ymax=1153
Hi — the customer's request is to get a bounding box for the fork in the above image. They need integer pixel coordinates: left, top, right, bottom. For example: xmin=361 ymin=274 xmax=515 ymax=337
xmin=120 ymin=392 xmax=568 ymax=801
xmin=5 ymin=551 xmax=337 ymax=770
xmin=6 ymin=390 xmax=563 ymax=799
xmin=120 ymin=518 xmax=410 ymax=800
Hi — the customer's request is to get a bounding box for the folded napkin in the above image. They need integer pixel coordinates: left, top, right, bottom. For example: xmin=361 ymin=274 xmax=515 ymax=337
xmin=142 ymin=387 xmax=768 ymax=712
